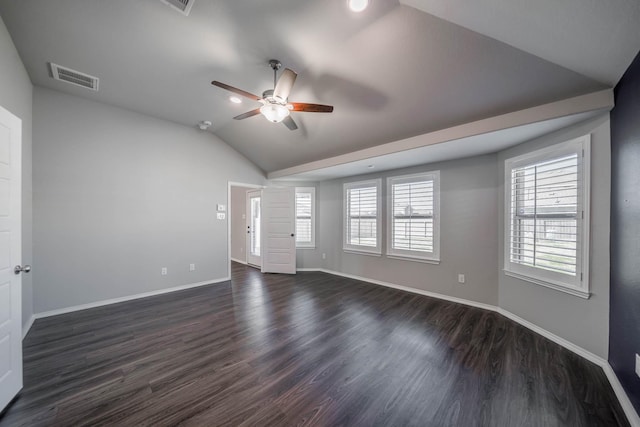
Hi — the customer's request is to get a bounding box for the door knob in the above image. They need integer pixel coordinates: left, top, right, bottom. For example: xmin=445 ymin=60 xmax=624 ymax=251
xmin=14 ymin=265 xmax=31 ymax=275
xmin=291 ymin=233 xmax=295 ymax=237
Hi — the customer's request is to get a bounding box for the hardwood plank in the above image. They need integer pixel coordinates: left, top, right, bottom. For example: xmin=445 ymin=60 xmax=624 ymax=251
xmin=0 ymin=262 xmax=630 ymax=426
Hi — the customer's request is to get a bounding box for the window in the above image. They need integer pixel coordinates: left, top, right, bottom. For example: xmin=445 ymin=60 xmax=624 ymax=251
xmin=504 ymin=135 xmax=590 ymax=298
xmin=343 ymin=179 xmax=381 ymax=254
xmin=295 ymin=187 xmax=316 ymax=248
xmin=387 ymin=171 xmax=440 ymax=262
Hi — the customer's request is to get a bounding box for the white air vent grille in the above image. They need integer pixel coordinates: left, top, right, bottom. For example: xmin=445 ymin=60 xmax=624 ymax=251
xmin=50 ymin=63 xmax=99 ymax=91
xmin=160 ymin=0 xmax=194 ymax=16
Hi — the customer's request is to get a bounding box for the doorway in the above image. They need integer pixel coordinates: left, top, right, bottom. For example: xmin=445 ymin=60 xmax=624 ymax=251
xmin=227 ymin=182 xmax=297 ymax=277
xmin=228 ymin=183 xmax=262 ymax=271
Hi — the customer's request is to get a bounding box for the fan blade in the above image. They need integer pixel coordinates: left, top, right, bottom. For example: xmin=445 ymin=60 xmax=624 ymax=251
xmin=211 ymin=81 xmax=261 ymax=101
xmin=234 ymin=109 xmax=261 ymax=120
xmin=290 ymin=103 xmax=334 ymax=113
xmin=273 ymin=68 xmax=297 ymax=101
xmin=282 ymin=116 xmax=298 ymax=131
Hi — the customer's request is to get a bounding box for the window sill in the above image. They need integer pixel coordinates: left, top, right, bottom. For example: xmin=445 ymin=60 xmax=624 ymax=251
xmin=296 ymin=246 xmax=316 ymax=250
xmin=386 ymin=254 xmax=440 ymax=265
xmin=343 ymin=249 xmax=382 ymax=257
xmin=503 ymin=270 xmax=590 ymax=299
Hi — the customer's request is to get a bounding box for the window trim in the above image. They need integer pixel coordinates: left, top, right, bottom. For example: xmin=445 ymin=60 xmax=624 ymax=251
xmin=343 ymin=179 xmax=382 ymax=255
xmin=386 ymin=171 xmax=441 ymax=263
xmin=503 ymin=135 xmax=591 ymax=299
xmin=295 ymin=187 xmax=316 ymax=249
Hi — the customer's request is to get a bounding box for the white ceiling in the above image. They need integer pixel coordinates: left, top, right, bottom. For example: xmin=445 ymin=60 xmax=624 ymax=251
xmin=0 ymin=0 xmax=613 ymax=174
xmin=401 ymin=0 xmax=640 ymax=87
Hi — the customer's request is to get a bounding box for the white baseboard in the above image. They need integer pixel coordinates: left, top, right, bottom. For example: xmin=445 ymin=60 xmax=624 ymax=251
xmin=602 ymin=364 xmax=640 ymax=427
xmin=497 ymin=308 xmax=607 ymax=366
xmin=318 ymin=268 xmax=498 ymax=312
xmin=33 ymin=277 xmax=231 ymax=320
xmin=302 ymin=267 xmax=639 ymax=425
xmin=22 ymin=315 xmax=35 ymax=340
xmin=231 ymin=258 xmax=247 ymax=265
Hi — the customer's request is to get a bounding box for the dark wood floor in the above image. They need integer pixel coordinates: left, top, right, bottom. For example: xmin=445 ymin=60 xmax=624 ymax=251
xmin=0 ymin=263 xmax=630 ymax=426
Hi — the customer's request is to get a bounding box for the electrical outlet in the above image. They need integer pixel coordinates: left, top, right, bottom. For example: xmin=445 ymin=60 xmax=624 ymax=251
xmin=161 ymin=267 xmax=167 ymax=276
xmin=189 ymin=263 xmax=196 ymax=272
xmin=636 ymin=354 xmax=640 ymax=378
xmin=322 ymin=253 xmax=326 ymax=260
xmin=216 ymin=212 xmax=226 ymax=220
xmin=458 ymin=274 xmax=465 ymax=284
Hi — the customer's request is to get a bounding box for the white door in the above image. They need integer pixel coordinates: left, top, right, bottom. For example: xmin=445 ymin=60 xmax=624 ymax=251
xmin=0 ymin=106 xmax=23 ymax=411
xmin=246 ymin=190 xmax=262 ymax=267
xmin=261 ymin=187 xmax=296 ymax=274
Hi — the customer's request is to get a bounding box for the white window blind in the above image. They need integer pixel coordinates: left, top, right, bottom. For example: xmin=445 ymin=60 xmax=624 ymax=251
xmin=505 ymin=135 xmax=590 ymax=298
xmin=387 ymin=172 xmax=440 ymax=261
xmin=344 ymin=179 xmax=381 ymax=254
xmin=295 ymin=187 xmax=315 ymax=248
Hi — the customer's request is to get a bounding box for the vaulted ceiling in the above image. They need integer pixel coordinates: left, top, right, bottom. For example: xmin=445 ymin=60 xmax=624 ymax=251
xmin=1 ymin=0 xmax=637 ymax=173
xmin=402 ymin=0 xmax=640 ymax=87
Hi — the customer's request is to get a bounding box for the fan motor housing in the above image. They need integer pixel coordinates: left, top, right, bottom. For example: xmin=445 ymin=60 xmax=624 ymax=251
xmin=262 ymin=89 xmax=287 ymax=105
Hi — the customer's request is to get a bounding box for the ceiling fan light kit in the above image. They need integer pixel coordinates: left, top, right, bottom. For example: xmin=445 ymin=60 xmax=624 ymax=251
xmin=211 ymin=59 xmax=334 ymax=131
xmin=260 ymin=103 xmax=290 ymax=123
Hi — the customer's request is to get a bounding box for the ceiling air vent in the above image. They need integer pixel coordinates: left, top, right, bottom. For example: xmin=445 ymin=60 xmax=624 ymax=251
xmin=50 ymin=63 xmax=99 ymax=91
xmin=159 ymin=0 xmax=194 ymax=16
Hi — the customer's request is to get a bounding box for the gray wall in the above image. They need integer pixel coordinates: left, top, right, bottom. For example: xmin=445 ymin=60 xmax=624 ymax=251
xmin=33 ymin=87 xmax=265 ymax=313
xmin=230 ymin=185 xmax=250 ymax=263
xmin=498 ymin=114 xmax=611 ymax=359
xmin=0 ymin=16 xmax=33 ymax=330
xmin=317 ymin=155 xmax=499 ymax=306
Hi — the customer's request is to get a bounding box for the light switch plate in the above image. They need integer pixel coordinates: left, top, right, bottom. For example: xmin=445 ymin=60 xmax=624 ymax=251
xmin=217 ymin=204 xmax=226 ymax=212
xmin=216 ymin=212 xmax=226 ymax=220
xmin=458 ymin=274 xmax=465 ymax=284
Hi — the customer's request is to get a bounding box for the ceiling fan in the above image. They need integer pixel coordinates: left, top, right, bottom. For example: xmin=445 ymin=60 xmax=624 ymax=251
xmin=211 ymin=60 xmax=334 ymax=131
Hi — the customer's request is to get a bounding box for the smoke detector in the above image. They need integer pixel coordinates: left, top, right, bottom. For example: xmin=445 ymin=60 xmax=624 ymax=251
xmin=198 ymin=121 xmax=212 ymax=130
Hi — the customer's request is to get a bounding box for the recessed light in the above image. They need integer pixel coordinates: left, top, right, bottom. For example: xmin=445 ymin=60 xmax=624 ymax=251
xmin=229 ymin=96 xmax=242 ymax=104
xmin=348 ymin=0 xmax=369 ymax=12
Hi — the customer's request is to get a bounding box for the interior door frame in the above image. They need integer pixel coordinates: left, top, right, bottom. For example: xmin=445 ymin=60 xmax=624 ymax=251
xmin=227 ymin=181 xmax=263 ymax=278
